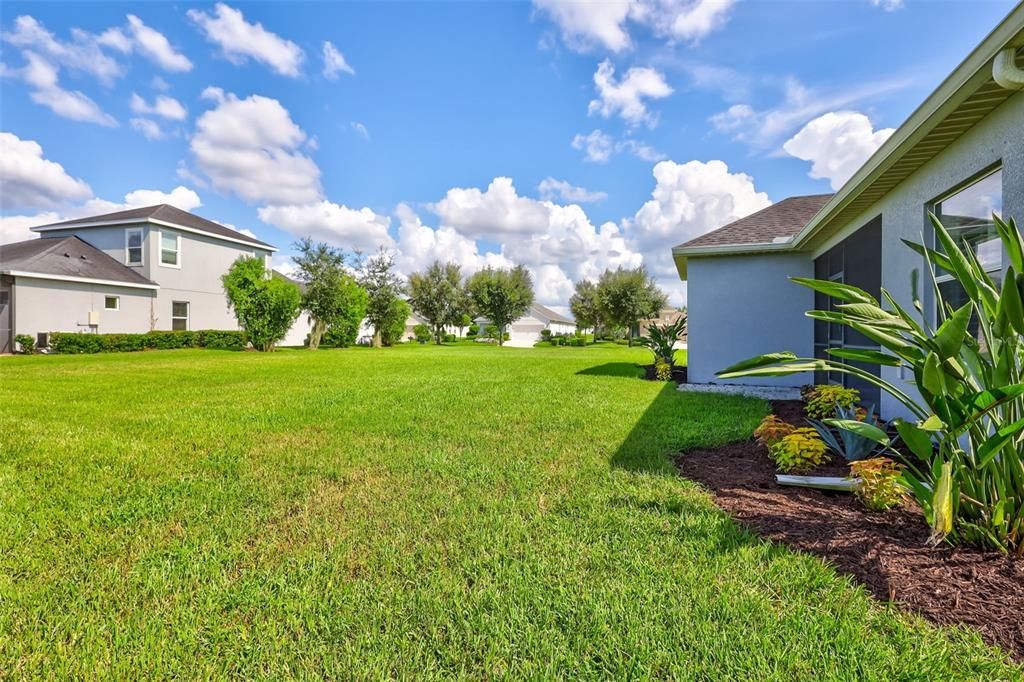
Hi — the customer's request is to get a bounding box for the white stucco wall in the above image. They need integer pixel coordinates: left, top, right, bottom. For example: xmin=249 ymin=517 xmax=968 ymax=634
xmin=12 ymin=277 xmax=156 ymax=337
xmin=687 ymin=252 xmax=814 ymax=387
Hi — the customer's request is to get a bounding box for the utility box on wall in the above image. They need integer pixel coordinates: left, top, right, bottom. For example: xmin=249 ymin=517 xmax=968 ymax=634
xmin=88 ymin=310 xmax=100 ymax=327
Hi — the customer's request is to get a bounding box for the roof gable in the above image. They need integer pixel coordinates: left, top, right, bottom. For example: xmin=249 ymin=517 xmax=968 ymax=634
xmin=32 ymin=204 xmax=276 ymax=250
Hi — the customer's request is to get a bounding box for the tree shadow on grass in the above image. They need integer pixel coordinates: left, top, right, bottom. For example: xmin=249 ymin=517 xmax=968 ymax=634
xmin=575 ymin=362 xmax=642 ymax=379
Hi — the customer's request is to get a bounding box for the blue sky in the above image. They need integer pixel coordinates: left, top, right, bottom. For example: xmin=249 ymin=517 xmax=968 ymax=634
xmin=1 ymin=0 xmax=1016 ymax=306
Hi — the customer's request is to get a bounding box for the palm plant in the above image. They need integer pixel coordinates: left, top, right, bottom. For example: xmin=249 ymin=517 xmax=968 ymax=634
xmin=719 ymin=214 xmax=1024 ymax=555
xmin=638 ymin=315 xmax=687 ymax=367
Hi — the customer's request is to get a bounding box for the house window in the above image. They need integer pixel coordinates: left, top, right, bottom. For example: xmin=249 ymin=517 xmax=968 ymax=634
xmin=171 ymin=301 xmax=189 ymax=331
xmin=104 ymin=296 xmax=119 ymax=311
xmin=126 ymin=228 xmax=143 ymax=265
xmin=933 ymin=169 xmax=1003 ymax=331
xmin=161 ymin=230 xmax=180 ymax=266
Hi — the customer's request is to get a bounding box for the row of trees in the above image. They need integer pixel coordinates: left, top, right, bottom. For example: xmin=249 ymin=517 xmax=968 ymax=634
xmin=569 ymin=266 xmax=667 ymax=346
xmin=409 ymin=261 xmax=535 ymax=346
xmin=222 ymin=238 xmax=538 ymax=350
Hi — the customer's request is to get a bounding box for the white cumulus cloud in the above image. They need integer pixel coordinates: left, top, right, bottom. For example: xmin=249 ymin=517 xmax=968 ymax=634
xmin=431 ymin=177 xmax=552 ymax=239
xmin=0 ymin=131 xmax=92 ymax=210
xmin=572 ymin=129 xmax=615 ymax=163
xmin=100 ymin=15 xmax=193 ymax=72
xmin=258 ymin=201 xmax=393 ymax=252
xmin=533 ymin=0 xmax=735 ymax=53
xmin=537 ymin=178 xmax=607 ymax=203
xmin=188 ymin=3 xmax=305 ymax=77
xmin=322 ymin=41 xmax=355 ymax=79
xmin=783 ymin=111 xmax=894 ymax=190
xmin=130 ymin=93 xmax=187 ymax=120
xmin=190 ymin=91 xmax=322 ymax=205
xmin=130 ymin=118 xmax=164 ymax=140
xmin=624 ymin=159 xmax=772 ymax=301
xmin=588 ymin=59 xmax=672 ymax=128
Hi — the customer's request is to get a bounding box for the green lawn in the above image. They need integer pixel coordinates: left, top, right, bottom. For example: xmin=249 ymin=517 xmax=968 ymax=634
xmin=0 ymin=344 xmax=1016 ymax=678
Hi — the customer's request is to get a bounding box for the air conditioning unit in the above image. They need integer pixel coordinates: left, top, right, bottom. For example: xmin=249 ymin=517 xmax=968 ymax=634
xmin=36 ymin=332 xmax=49 ymax=349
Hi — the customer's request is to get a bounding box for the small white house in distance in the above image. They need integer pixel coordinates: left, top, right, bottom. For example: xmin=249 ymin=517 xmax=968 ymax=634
xmin=476 ymin=303 xmax=575 ymax=347
xmin=672 ymin=5 xmax=1024 ymax=419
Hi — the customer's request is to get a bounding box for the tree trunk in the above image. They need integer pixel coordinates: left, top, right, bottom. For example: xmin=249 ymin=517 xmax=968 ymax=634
xmin=373 ymin=328 xmax=382 ymax=348
xmin=308 ymin=319 xmax=326 ymax=350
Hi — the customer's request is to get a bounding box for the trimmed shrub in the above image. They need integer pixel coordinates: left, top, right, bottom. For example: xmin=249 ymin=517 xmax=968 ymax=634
xmin=573 ymin=337 xmax=586 ymax=347
xmin=655 ymin=358 xmax=672 ymax=381
xmin=444 ymin=333 xmax=457 ymax=343
xmin=850 ymin=457 xmax=906 ymax=511
xmin=540 ymin=329 xmax=551 ymax=340
xmin=49 ymin=330 xmax=246 ymax=354
xmin=754 ymin=414 xmax=795 ymax=447
xmin=14 ymin=334 xmax=35 ymax=354
xmin=467 ymin=324 xmax=479 ymax=337
xmin=768 ymin=428 xmax=828 ymax=473
xmin=413 ymin=324 xmax=431 ymax=344
xmin=804 ymin=384 xmax=860 ymax=419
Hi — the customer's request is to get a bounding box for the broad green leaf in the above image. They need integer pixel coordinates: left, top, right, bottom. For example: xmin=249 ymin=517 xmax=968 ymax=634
xmin=976 ymin=416 xmax=1024 ymax=467
xmin=920 ymin=414 xmax=945 ymax=431
xmin=933 ymin=303 xmax=972 ymax=359
xmin=716 ymin=351 xmax=797 ymax=376
xmin=790 ymin=277 xmax=877 ymax=305
xmin=930 ymin=461 xmax=953 ymax=543
xmin=717 ymin=361 xmax=824 ymax=379
xmin=824 ymin=418 xmax=890 ymax=446
xmin=930 ymin=213 xmax=979 ymax=301
xmin=995 ymin=215 xmax=1024 ymax=273
xmin=893 ymin=418 xmax=934 ymax=460
xmin=922 ymin=352 xmax=947 ymax=396
xmin=967 ymin=384 xmax=1024 ymax=412
xmin=998 ymin=267 xmax=1024 ymax=336
xmin=826 ymin=347 xmax=902 ymax=366
xmin=902 ymin=238 xmax=955 ymax=274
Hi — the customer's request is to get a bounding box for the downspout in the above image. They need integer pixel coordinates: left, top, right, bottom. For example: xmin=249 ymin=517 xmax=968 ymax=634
xmin=992 ymin=47 xmax=1024 ymax=90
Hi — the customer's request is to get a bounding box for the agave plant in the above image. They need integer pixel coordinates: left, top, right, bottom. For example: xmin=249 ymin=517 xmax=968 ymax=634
xmin=807 ymin=404 xmax=885 ymax=462
xmin=719 ymin=214 xmax=1024 ymax=555
xmin=638 ymin=315 xmax=687 ymax=367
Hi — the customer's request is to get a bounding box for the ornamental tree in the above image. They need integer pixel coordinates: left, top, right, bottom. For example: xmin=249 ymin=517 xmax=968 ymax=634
xmin=222 ymin=256 xmax=301 ymax=352
xmin=466 ymin=265 xmax=534 ymax=347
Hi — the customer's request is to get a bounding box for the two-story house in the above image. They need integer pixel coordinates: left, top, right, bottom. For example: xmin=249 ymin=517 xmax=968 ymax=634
xmin=0 ymin=204 xmax=277 ymax=352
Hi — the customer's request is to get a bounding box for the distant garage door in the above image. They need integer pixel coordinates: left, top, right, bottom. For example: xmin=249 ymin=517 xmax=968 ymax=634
xmin=506 ymin=322 xmax=545 ymax=348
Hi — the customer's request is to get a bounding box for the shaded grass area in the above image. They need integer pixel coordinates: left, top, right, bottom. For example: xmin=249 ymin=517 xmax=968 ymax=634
xmin=0 ymin=345 xmax=1017 ymax=677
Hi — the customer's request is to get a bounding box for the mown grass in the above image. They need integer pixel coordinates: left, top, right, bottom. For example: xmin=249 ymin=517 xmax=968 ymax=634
xmin=0 ymin=344 xmax=1017 ymax=678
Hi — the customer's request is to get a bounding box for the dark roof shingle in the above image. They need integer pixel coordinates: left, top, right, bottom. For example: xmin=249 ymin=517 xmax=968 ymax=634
xmin=677 ymin=194 xmax=834 ymax=249
xmin=35 ymin=204 xmax=275 ymax=249
xmin=0 ymin=236 xmax=157 ymax=286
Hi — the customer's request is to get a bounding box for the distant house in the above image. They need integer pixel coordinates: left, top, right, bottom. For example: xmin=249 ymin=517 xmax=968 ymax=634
xmin=635 ymin=308 xmax=687 ymax=341
xmin=476 ymin=303 xmax=575 ymax=347
xmin=0 ymin=204 xmax=277 ymax=353
xmin=671 ymin=6 xmax=1023 ymax=417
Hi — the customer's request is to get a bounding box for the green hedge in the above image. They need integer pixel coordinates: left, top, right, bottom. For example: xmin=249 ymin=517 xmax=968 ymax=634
xmin=49 ymin=330 xmax=247 ymax=354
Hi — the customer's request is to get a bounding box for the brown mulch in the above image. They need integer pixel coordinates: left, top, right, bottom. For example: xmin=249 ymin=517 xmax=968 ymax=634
xmin=641 ymin=363 xmax=688 ymax=383
xmin=675 ymin=400 xmax=1024 ymax=661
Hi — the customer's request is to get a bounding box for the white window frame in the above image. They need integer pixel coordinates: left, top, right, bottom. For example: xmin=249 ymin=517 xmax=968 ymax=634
xmin=125 ymin=227 xmax=144 ymax=266
xmin=104 ymin=295 xmax=119 ymax=311
xmin=160 ymin=229 xmax=182 ymax=269
xmin=171 ymin=301 xmax=189 ymax=331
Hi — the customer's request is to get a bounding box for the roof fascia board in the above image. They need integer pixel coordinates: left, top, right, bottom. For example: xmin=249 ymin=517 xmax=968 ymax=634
xmin=791 ymin=5 xmax=1024 ymax=250
xmin=3 ymin=270 xmax=160 ymax=290
xmin=32 ymin=217 xmax=278 ymax=252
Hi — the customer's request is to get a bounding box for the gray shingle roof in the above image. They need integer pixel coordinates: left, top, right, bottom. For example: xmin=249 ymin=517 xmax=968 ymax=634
xmin=35 ymin=204 xmax=275 ymax=249
xmin=530 ymin=303 xmax=573 ymax=325
xmin=677 ymin=194 xmax=834 ymax=249
xmin=0 ymin=236 xmax=158 ymax=287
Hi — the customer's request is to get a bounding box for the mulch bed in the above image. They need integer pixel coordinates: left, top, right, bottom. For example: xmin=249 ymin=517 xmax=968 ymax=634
xmin=675 ymin=400 xmax=1024 ymax=661
xmin=641 ymin=363 xmax=688 ymax=383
